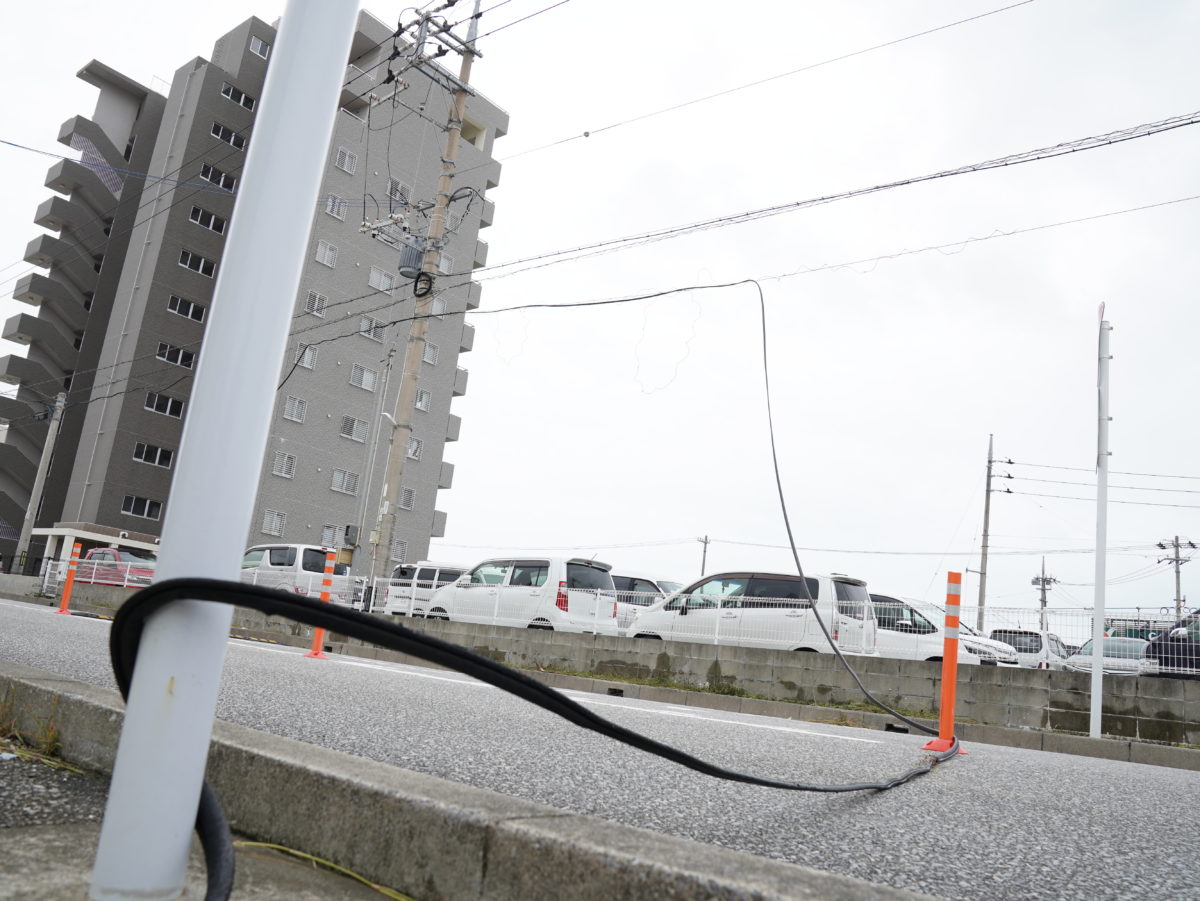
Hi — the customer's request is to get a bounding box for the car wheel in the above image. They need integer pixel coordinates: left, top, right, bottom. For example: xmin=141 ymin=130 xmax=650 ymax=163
xmin=528 ymin=619 xmax=553 ymax=631
xmin=634 ymin=633 xmax=662 ymax=640
xmin=428 ymin=608 xmax=449 ymax=622
xmin=793 ymin=647 xmax=817 ymax=652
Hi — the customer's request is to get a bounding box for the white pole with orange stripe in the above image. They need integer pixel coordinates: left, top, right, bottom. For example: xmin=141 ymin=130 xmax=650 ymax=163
xmin=923 ymin=571 xmax=967 ymax=754
xmin=305 ymin=551 xmax=336 ymax=659
xmin=55 ymin=541 xmax=82 ymax=615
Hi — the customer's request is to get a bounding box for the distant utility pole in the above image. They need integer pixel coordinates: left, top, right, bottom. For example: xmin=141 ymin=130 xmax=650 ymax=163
xmin=1157 ymin=535 xmax=1196 ymax=621
xmin=976 ymin=435 xmax=994 ymax=631
xmin=698 ymin=535 xmax=710 ymax=576
xmin=372 ymin=1 xmax=483 ymax=583
xmin=14 ymin=391 xmax=66 ymax=572
xmin=1031 ymin=557 xmax=1057 ymax=632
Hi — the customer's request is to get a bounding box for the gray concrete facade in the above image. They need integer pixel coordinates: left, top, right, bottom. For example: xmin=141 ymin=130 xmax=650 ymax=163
xmin=0 ymin=10 xmax=506 ymax=575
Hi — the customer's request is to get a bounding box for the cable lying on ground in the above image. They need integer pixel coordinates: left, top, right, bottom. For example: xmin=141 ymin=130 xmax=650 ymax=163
xmin=110 ymin=578 xmax=960 ymax=900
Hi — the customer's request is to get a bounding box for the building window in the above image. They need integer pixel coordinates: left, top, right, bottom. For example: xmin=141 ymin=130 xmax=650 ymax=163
xmin=189 ymin=206 xmax=226 ymax=234
xmin=122 ymin=495 xmax=163 ymax=521
xmin=390 ymin=537 xmax=408 ymax=563
xmin=321 ymin=523 xmax=346 ymax=547
xmin=349 ymin=364 xmax=377 ymax=391
xmin=430 ymin=296 xmax=446 ymax=317
xmin=368 ymin=266 xmax=396 ymax=293
xmin=283 ymin=395 xmax=307 ymax=422
xmin=145 ymin=392 xmax=184 ymax=418
xmin=415 ymin=388 xmax=431 ymax=411
xmin=199 ymin=163 xmax=237 ymax=192
xmin=325 ymin=194 xmax=348 ymax=220
xmin=387 ymin=178 xmax=410 ymax=209
xmin=156 ymin=342 xmax=196 ymax=369
xmin=359 ymin=316 xmax=385 ymax=342
xmin=438 ymin=254 xmax=454 ymax=275
xmin=249 ymin=35 xmax=271 ymax=59
xmin=262 ymin=509 xmax=286 ymax=536
xmin=133 ymin=442 xmax=174 ymax=469
xmin=221 ymin=82 xmax=256 ymax=110
xmin=399 ymin=486 xmax=416 ymax=510
xmin=406 ymin=436 xmax=423 ymax=460
xmin=422 ymin=342 xmax=440 ymax=366
xmin=334 ymin=147 xmax=358 ymax=174
xmin=179 ymin=249 xmax=216 ymax=278
xmin=340 ymin=415 xmax=368 ymax=442
xmin=167 ymin=294 xmax=205 ymax=322
xmin=272 ymin=451 xmax=296 ymax=478
xmin=295 ymin=343 xmax=316 ymax=369
xmin=331 ymin=469 xmax=359 ymax=495
xmin=315 ymin=240 xmax=338 ymax=268
xmin=211 ymin=122 xmax=246 ymax=150
xmin=303 ymin=290 xmax=327 ymax=317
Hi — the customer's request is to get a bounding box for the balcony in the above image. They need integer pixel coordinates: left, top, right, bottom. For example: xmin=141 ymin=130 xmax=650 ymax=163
xmin=2 ymin=313 xmax=79 ymax=373
xmin=452 ymin=367 xmax=468 ymax=398
xmin=34 ymin=196 xmax=109 ymax=256
xmin=459 ymin=323 xmax=474 ymax=353
xmin=24 ymin=233 xmax=99 ymax=295
xmin=473 ymin=239 xmax=488 ymax=269
xmin=0 ymin=354 xmax=62 ymax=390
xmin=465 ymin=282 xmax=481 ymax=311
xmin=45 ymin=158 xmax=119 ymax=213
xmin=430 ymin=509 xmax=447 ymax=539
xmin=445 ymin=414 xmax=461 ymax=443
xmin=340 ymin=64 xmax=374 ymax=112
xmin=438 ymin=461 xmax=454 ymax=489
xmin=12 ymin=274 xmax=88 ymax=332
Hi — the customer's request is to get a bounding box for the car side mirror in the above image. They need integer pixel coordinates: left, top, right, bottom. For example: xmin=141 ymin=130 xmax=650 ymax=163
xmin=457 ymin=576 xmax=470 ymax=586
xmin=1170 ymin=627 xmax=1189 ymax=640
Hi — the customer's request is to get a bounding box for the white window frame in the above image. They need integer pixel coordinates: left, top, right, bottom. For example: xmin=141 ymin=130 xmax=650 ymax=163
xmin=368 ymin=266 xmax=396 ymax=293
xmin=398 ymin=486 xmax=416 ymax=510
xmin=283 ymin=395 xmax=307 ymax=423
xmin=430 ymin=296 xmax=447 ymax=317
xmin=167 ymin=294 xmax=205 ymax=322
xmin=133 ymin=441 xmax=174 ymax=469
xmin=334 ymin=146 xmax=358 ymax=174
xmin=321 ymin=523 xmax=346 ymax=547
xmin=438 ymin=254 xmax=454 ymax=275
xmin=199 ymin=163 xmax=237 ymax=192
xmin=390 ymin=537 xmax=408 ymax=563
xmin=331 ymin=469 xmax=360 ymax=495
xmin=211 ymin=122 xmax=246 ymax=150
xmin=179 ymin=249 xmax=216 ymax=278
xmin=406 ymin=436 xmax=423 ymax=460
xmin=340 ymin=415 xmax=368 ymax=442
xmin=349 ymin=364 xmax=377 ymax=392
xmin=221 ymin=82 xmax=256 ymax=110
xmin=272 ymin=451 xmax=296 ymax=478
xmin=156 ymin=342 xmax=196 ymax=369
xmin=122 ymin=495 xmax=163 ymax=521
xmin=189 ymin=206 xmax=227 ymax=234
xmin=249 ymin=35 xmax=271 ymax=59
xmin=359 ymin=316 xmax=385 ymax=342
xmin=296 ymin=343 xmax=317 ymax=369
xmin=387 ymin=177 xmax=410 ymax=208
xmin=325 ymin=194 xmax=348 ymax=220
xmin=145 ymin=392 xmax=184 ymax=418
xmin=315 ymin=240 xmax=338 ymax=268
xmin=262 ymin=509 xmax=286 ymax=536
xmin=303 ymin=290 xmax=327 ymax=318
xmin=415 ymin=388 xmax=431 ymax=412
xmin=422 ymin=342 xmax=440 ymax=366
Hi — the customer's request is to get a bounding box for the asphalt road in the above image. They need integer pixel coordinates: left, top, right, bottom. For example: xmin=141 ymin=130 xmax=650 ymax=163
xmin=1 ymin=596 xmax=1197 ymax=900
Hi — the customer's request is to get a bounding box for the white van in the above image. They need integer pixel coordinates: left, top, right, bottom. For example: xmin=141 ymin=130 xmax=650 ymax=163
xmin=988 ymin=628 xmax=1071 ymax=670
xmin=382 ymin=560 xmax=468 ymax=617
xmin=240 ymin=544 xmax=352 ymax=606
xmin=425 ymin=556 xmax=620 ymax=634
xmin=610 ymin=572 xmax=684 ymax=631
xmin=871 ymin=595 xmax=1019 ymax=666
xmin=631 ymin=571 xmax=877 ymax=654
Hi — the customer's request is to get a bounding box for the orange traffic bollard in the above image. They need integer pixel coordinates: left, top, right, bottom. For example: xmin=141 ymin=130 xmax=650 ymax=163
xmin=305 ymin=551 xmax=337 ymax=659
xmin=923 ymin=571 xmax=967 ymax=754
xmin=55 ymin=542 xmax=82 ymax=615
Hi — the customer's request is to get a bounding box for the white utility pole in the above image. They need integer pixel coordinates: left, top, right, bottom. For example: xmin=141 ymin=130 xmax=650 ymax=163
xmin=372 ymin=1 xmax=482 ymax=583
xmin=90 ymin=3 xmax=360 ymax=898
xmin=976 ymin=434 xmax=994 ymax=631
xmin=1031 ymin=557 xmax=1056 ymax=633
xmin=1090 ymin=313 xmax=1111 ymax=739
xmin=1157 ymin=536 xmax=1195 ymax=621
xmin=14 ymin=391 xmax=66 ymax=571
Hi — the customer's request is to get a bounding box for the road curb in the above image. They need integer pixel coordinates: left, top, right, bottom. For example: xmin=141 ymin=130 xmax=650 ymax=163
xmin=0 ymin=659 xmax=940 ymax=901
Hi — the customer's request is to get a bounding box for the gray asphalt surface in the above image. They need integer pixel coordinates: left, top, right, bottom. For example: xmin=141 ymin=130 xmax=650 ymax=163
xmin=2 ymin=596 xmax=1197 ymax=900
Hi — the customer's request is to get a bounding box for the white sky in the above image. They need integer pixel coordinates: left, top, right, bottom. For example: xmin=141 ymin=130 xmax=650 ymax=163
xmin=2 ymin=1 xmax=1198 ymax=617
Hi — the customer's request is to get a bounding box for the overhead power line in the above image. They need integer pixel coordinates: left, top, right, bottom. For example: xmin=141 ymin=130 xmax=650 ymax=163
xmin=1007 ymin=459 xmax=1200 ymax=480
xmin=1004 ymin=489 xmax=1200 ymax=509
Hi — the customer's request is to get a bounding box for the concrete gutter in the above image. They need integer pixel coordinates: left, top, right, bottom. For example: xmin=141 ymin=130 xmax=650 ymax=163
xmin=1 ymin=660 xmax=940 ymax=900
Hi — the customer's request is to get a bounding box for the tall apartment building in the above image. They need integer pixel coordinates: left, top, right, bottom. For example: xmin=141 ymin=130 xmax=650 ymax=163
xmin=0 ymin=11 xmax=506 ymax=574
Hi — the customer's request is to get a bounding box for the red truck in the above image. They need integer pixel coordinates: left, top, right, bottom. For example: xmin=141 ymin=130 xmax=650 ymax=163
xmin=73 ymin=547 xmax=158 ymax=587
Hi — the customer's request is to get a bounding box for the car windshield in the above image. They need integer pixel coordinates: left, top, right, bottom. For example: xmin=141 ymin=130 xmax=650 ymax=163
xmin=993 ymin=631 xmax=1043 ymax=653
xmin=567 ymin=563 xmax=614 ymax=590
xmin=658 ymin=581 xmax=683 ymax=594
xmin=1076 ymin=638 xmax=1149 ymax=659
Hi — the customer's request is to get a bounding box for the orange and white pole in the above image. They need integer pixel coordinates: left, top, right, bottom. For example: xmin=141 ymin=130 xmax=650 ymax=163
xmin=305 ymin=551 xmax=336 ymax=659
xmin=55 ymin=542 xmax=82 ymax=615
xmin=923 ymin=571 xmax=966 ymax=754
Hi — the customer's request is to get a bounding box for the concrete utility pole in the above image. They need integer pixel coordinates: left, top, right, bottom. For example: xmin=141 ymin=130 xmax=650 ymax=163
xmin=698 ymin=535 xmax=710 ymax=576
xmin=1031 ymin=557 xmax=1057 ymax=632
xmin=372 ymin=1 xmax=483 ymax=583
xmin=1157 ymin=536 xmax=1195 ymax=621
xmin=1090 ymin=313 xmax=1112 ymax=739
xmin=14 ymin=391 xmax=66 ymax=571
xmin=976 ymin=434 xmax=995 ymax=631
xmin=90 ymin=3 xmax=360 ymax=898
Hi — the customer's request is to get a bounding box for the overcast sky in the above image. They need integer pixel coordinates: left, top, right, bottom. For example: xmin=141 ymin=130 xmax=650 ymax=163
xmin=2 ymin=1 xmax=1198 ymax=621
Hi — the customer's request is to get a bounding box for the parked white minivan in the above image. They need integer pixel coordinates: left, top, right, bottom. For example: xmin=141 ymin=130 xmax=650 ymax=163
xmin=631 ymin=571 xmax=878 ymax=654
xmin=425 ymin=557 xmax=621 ymax=634
xmin=610 ymin=572 xmax=684 ymax=631
xmin=871 ymin=595 xmax=1020 ymax=666
xmin=240 ymin=544 xmax=352 ymax=605
xmin=383 ymin=560 xmax=468 ymax=617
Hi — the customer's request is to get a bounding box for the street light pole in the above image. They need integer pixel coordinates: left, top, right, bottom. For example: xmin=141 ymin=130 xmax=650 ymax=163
xmin=14 ymin=391 xmax=66 ymax=572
